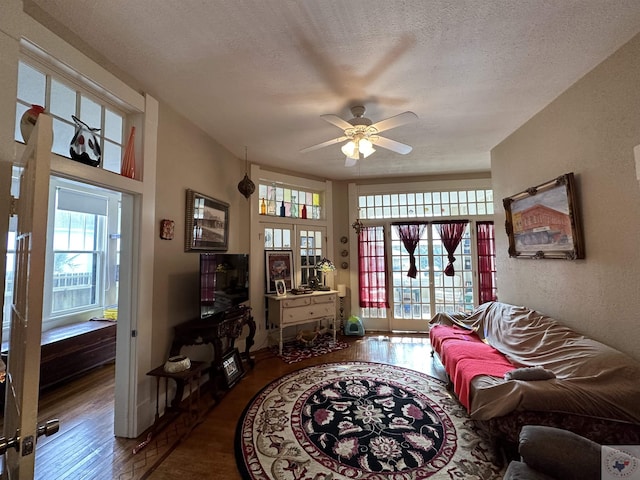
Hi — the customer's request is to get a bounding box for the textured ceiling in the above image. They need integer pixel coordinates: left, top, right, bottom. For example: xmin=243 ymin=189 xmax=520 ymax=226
xmin=26 ymin=0 xmax=640 ymax=181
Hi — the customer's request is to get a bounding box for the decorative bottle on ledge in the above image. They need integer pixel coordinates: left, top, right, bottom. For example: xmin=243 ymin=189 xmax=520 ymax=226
xmin=20 ymin=104 xmax=46 ymax=143
xmin=280 ymin=200 xmax=285 ymax=217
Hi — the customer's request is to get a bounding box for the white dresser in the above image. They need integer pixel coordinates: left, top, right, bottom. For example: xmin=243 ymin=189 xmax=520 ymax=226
xmin=266 ymin=290 xmax=337 ymax=354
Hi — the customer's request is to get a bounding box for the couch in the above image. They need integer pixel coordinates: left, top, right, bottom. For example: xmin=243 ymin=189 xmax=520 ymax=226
xmin=429 ymin=301 xmax=640 ymax=446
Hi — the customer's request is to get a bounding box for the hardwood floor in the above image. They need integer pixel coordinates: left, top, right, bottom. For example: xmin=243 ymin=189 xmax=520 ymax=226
xmin=28 ymin=333 xmax=444 ymax=479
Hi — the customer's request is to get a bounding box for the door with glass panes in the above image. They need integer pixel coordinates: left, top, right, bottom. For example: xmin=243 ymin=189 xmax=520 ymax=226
xmin=389 ymin=223 xmax=474 ymax=332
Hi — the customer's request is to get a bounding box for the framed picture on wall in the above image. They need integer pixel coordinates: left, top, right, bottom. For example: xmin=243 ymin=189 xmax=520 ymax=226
xmin=185 ymin=189 xmax=229 ymax=251
xmin=503 ymin=172 xmax=585 ymax=260
xmin=265 ymin=250 xmax=293 ymax=294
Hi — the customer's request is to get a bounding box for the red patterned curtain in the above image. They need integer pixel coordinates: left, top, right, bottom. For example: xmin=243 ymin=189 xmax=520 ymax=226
xmin=393 ymin=222 xmax=427 ymax=279
xmin=476 ymin=221 xmax=498 ymax=304
xmin=435 ymin=221 xmax=469 ymax=276
xmin=358 ymin=226 xmax=389 ymax=308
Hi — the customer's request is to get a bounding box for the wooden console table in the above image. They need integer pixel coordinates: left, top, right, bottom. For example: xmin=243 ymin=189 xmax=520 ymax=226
xmin=170 ymin=305 xmax=255 ymax=403
xmin=147 ymin=361 xmax=206 ymax=426
xmin=266 ymin=291 xmax=337 ymax=354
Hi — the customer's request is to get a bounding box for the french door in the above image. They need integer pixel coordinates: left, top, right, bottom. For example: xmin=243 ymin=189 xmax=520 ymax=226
xmin=389 ymin=223 xmax=474 ymax=331
xmin=359 ymin=222 xmax=476 ymax=332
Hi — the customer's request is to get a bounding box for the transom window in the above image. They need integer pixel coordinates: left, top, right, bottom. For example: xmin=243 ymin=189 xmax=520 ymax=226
xmin=258 ymin=183 xmax=322 ymax=219
xmin=358 ymin=189 xmax=494 ymax=219
xmin=15 ymin=60 xmax=126 ymax=174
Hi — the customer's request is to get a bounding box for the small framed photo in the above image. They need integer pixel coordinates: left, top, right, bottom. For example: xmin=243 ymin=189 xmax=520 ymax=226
xmin=160 ymin=219 xmax=175 ymax=240
xmin=220 ymin=348 xmax=244 ymax=389
xmin=275 ymin=279 xmax=286 ymax=296
xmin=265 ymin=250 xmax=293 ymax=294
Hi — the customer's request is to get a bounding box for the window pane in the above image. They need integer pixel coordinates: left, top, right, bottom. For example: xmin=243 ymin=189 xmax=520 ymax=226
xmin=52 ymin=119 xmax=75 ymax=157
xmin=17 ymin=62 xmax=46 ymax=106
xmin=104 ymin=109 xmax=123 ymax=143
xmin=80 ymin=95 xmax=102 ymax=128
xmin=102 ymin=140 xmax=122 ymax=174
xmin=50 ymin=79 xmax=76 ymax=121
xmin=51 ymin=252 xmax=97 ymax=313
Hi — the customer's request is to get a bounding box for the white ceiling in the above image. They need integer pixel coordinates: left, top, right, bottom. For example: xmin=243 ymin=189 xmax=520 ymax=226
xmin=26 ymin=0 xmax=640 ymax=181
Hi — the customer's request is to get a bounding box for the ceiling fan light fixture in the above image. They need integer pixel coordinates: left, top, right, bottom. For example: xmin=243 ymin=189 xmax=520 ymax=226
xmin=341 ymin=141 xmax=358 ymax=159
xmin=359 ymin=138 xmax=375 ymax=158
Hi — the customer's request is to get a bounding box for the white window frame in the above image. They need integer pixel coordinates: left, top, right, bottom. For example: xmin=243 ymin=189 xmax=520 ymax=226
xmin=42 ymin=177 xmax=120 ymax=331
xmin=15 ymin=57 xmax=128 ymax=174
xmin=348 ymin=179 xmax=494 ymax=331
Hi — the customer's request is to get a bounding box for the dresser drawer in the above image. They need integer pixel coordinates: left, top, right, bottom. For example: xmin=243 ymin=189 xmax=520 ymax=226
xmin=283 ymin=302 xmax=335 ymax=324
xmin=311 ymin=295 xmax=336 ymax=305
xmin=282 ymin=297 xmax=312 ymax=308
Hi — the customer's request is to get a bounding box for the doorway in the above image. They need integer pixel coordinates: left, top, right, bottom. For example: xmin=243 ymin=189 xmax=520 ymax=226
xmin=2 ymin=169 xmax=133 ymax=438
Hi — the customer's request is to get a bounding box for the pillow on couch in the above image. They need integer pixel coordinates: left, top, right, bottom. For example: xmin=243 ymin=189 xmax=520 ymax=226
xmin=504 ymin=366 xmax=556 ymax=381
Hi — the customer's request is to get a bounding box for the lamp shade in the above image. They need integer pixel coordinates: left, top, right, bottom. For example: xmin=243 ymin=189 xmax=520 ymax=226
xmin=359 ymin=139 xmax=375 ymax=158
xmin=341 ymin=141 xmax=359 ymax=159
xmin=337 ymin=284 xmax=347 ymax=297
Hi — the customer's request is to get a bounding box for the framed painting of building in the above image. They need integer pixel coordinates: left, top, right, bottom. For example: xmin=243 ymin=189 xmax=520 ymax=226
xmin=503 ymin=172 xmax=585 ymax=259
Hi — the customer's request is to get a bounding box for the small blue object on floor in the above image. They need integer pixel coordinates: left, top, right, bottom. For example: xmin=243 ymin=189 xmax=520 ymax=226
xmin=344 ymin=315 xmax=365 ymax=336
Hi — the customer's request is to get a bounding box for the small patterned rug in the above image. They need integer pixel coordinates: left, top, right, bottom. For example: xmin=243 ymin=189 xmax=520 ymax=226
xmin=273 ymin=333 xmax=350 ymax=364
xmin=235 ymin=362 xmax=505 ymax=479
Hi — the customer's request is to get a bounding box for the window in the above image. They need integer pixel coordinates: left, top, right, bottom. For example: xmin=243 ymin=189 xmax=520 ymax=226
xmin=15 ymin=60 xmax=126 ymax=174
xmin=3 ymin=175 xmax=122 ymax=335
xmin=258 ymin=183 xmax=322 ymax=219
xmin=477 ymin=221 xmax=497 ymax=304
xmin=358 ymin=226 xmax=389 ymax=319
xmin=263 ymin=225 xmax=328 ymax=289
xmin=299 ymin=230 xmax=324 ymax=285
xmin=353 ymin=185 xmax=495 ymax=328
xmin=44 ymin=179 xmax=121 ymax=329
xmin=358 ymin=189 xmax=494 ymax=219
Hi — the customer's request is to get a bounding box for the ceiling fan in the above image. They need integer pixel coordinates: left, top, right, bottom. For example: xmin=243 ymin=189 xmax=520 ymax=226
xmin=300 ymin=105 xmax=418 ymax=167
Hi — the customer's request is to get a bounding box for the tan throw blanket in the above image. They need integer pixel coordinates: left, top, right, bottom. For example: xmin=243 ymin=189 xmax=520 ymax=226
xmin=431 ymin=302 xmax=640 ymax=423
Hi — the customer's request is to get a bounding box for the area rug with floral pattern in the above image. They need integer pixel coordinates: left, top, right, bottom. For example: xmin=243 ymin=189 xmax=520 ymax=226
xmin=273 ymin=333 xmax=350 ymax=364
xmin=235 ymin=361 xmax=505 ymax=479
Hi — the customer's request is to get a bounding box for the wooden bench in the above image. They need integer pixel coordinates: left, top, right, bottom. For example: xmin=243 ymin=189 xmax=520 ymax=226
xmin=1 ymin=320 xmax=116 ymax=392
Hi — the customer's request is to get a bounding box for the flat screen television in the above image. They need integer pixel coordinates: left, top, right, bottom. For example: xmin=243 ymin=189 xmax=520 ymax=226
xmin=200 ymin=253 xmax=249 ymax=318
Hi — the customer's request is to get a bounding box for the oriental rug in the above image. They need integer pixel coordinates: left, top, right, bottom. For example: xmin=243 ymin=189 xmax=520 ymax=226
xmin=273 ymin=333 xmax=350 ymax=364
xmin=235 ymin=362 xmax=505 ymax=479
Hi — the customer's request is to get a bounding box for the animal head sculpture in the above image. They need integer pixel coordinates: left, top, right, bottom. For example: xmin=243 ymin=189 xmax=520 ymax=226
xmin=70 ymin=115 xmax=102 ymax=167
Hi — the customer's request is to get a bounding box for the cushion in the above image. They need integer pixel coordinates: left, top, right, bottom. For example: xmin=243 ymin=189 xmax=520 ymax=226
xmin=504 ymin=366 xmax=556 ymax=381
xmin=518 ymin=425 xmax=601 ymax=480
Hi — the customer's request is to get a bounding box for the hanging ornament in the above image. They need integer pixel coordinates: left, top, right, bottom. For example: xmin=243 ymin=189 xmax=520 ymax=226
xmin=121 ymin=126 xmax=136 ymax=179
xmin=237 ymin=146 xmax=256 ymax=199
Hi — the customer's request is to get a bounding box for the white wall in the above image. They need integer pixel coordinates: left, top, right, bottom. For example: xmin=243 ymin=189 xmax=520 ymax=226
xmin=491 ymin=32 xmax=640 ymax=361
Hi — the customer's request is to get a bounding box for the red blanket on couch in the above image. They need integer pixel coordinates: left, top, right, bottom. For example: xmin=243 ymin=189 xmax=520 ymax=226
xmin=430 ymin=324 xmax=515 ymax=410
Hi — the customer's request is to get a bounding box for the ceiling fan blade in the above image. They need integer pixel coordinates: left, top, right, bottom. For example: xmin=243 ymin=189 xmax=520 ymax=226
xmin=372 ymin=136 xmax=413 ymax=155
xmin=370 ymin=111 xmax=418 ymax=133
xmin=321 ymin=114 xmax=354 ymax=130
xmin=300 ymin=136 xmax=348 ymax=153
xmin=344 ymin=157 xmax=358 ymax=167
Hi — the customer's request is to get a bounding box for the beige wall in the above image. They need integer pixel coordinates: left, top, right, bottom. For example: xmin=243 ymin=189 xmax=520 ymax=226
xmin=151 ymin=103 xmax=249 ymax=365
xmin=491 ymin=33 xmax=640 ymax=361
